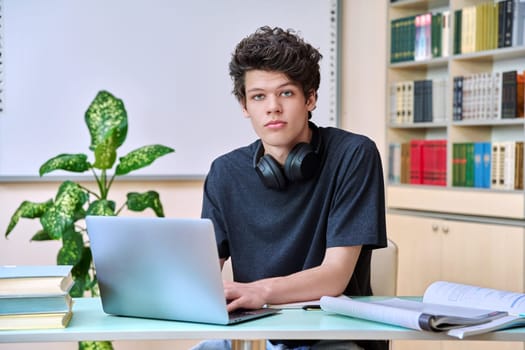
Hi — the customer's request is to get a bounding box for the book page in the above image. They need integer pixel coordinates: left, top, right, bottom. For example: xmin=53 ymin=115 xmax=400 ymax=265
xmin=320 ymin=296 xmax=424 ymax=331
xmin=423 ymin=281 xmax=525 ymax=314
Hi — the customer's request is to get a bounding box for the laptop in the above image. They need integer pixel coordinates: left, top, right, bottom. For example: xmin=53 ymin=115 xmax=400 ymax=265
xmin=85 ymin=215 xmax=280 ymax=325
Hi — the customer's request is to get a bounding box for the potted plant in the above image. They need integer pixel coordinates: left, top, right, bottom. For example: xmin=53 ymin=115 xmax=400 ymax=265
xmin=5 ymin=90 xmax=174 ymax=350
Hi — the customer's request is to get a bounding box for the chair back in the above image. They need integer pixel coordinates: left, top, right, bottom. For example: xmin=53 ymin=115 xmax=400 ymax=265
xmin=370 ymin=239 xmax=398 ymax=296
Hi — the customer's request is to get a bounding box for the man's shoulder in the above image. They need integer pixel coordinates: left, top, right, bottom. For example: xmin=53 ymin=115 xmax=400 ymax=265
xmin=321 ymin=126 xmax=377 ymax=152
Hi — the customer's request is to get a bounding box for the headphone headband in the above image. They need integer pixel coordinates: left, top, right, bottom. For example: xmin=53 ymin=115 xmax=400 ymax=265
xmin=253 ymin=122 xmax=322 ymax=190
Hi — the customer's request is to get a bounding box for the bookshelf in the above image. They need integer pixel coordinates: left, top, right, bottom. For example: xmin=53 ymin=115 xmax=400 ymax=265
xmin=386 ymin=1 xmax=525 ymax=349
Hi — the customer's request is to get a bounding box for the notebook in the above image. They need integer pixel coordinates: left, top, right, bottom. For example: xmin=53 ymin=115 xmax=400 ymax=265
xmin=85 ymin=215 xmax=280 ymax=325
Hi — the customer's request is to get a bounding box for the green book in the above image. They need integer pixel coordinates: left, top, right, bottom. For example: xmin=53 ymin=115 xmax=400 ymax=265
xmin=454 ymin=9 xmax=463 ymax=54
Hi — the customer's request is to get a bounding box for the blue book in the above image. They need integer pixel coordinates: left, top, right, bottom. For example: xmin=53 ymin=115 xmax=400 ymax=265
xmin=482 ymin=142 xmax=492 ymax=188
xmin=0 ymin=294 xmax=72 ymax=315
xmin=474 ymin=143 xmax=484 ymax=188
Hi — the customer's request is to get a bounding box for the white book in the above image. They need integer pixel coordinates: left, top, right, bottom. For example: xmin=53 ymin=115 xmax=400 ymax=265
xmin=491 ymin=142 xmax=503 ymax=189
xmin=395 ymin=82 xmax=404 ymax=124
xmin=390 ymin=82 xmax=398 ymax=124
xmin=512 ymin=0 xmax=525 ymax=47
xmin=404 ymin=81 xmax=414 ymax=124
xmin=432 ymin=79 xmax=446 ymax=123
xmin=320 ymin=281 xmax=525 ymax=339
xmin=492 ymin=71 xmax=503 ymax=119
xmin=441 ymin=10 xmax=450 ymax=57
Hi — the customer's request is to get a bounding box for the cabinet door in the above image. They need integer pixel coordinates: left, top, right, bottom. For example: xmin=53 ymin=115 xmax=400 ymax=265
xmin=441 ymin=220 xmax=524 ymax=292
xmin=388 ymin=214 xmax=442 ymax=350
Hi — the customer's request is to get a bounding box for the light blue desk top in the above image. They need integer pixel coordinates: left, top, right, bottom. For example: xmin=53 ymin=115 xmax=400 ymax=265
xmin=1 ymin=298 xmax=525 ymax=343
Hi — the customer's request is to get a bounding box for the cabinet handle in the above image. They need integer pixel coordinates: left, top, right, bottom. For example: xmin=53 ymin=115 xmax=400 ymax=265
xmin=441 ymin=226 xmax=449 ymax=234
xmin=431 ymin=223 xmax=439 ymax=232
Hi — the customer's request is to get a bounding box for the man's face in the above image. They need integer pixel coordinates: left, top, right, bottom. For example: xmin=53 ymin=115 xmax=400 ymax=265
xmin=241 ymin=70 xmax=317 ymax=158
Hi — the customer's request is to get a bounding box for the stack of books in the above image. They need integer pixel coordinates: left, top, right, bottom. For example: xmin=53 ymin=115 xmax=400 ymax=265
xmin=0 ymin=265 xmax=74 ymax=330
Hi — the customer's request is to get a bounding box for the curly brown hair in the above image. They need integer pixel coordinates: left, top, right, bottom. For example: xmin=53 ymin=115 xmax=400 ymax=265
xmin=229 ymin=26 xmax=322 ymax=116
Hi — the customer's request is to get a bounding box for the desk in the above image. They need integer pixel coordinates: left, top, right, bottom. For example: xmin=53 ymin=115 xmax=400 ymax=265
xmin=1 ymin=298 xmax=525 ymax=347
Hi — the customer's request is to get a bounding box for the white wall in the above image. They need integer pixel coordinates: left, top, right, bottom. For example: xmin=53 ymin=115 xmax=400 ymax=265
xmin=340 ymin=1 xmax=387 ymax=164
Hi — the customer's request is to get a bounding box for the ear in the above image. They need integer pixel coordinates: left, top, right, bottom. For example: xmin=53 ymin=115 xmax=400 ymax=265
xmin=306 ymin=90 xmax=317 ymax=111
xmin=240 ymin=101 xmax=250 ymax=118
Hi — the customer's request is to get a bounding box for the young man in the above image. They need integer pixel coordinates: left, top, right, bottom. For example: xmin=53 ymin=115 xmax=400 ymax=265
xmin=197 ymin=26 xmax=387 ymax=350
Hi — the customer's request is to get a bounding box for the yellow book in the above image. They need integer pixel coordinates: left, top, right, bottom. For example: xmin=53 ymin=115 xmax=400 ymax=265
xmin=0 ymin=265 xmax=74 ymax=296
xmin=0 ymin=311 xmax=73 ymax=330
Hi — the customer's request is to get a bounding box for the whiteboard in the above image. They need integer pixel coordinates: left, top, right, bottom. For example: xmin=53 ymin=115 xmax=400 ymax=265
xmin=0 ymin=0 xmax=340 ymax=179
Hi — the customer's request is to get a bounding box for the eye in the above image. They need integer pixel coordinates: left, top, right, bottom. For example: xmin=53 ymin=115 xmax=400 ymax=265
xmin=252 ymin=94 xmax=265 ymax=101
xmin=281 ymin=90 xmax=293 ymax=97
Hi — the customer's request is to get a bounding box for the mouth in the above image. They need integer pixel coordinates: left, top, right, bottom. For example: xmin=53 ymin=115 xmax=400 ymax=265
xmin=265 ymin=120 xmax=287 ymax=128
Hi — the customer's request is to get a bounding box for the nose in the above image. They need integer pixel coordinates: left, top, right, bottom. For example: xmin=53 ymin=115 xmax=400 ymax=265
xmin=266 ymin=95 xmax=282 ymax=115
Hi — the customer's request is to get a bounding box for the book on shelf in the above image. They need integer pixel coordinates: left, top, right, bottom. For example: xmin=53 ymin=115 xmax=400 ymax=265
xmin=389 ymin=140 xmax=446 ymax=186
xmin=502 ymin=70 xmax=518 ymax=119
xmin=388 ymin=143 xmax=401 ymax=184
xmin=0 ymin=265 xmax=74 ymax=296
xmin=320 ymin=280 xmax=525 ymax=339
xmin=512 ymin=0 xmax=525 ymax=47
xmin=0 ymin=293 xmax=74 ymax=330
xmin=441 ymin=10 xmax=450 ymax=57
xmin=514 ymin=141 xmax=523 ymax=190
xmin=391 ymin=140 xmax=446 ymax=186
xmin=390 ymin=78 xmax=446 ymax=126
xmin=474 ymin=142 xmax=492 ymax=188
xmin=490 ymin=141 xmax=524 ymax=190
xmin=0 ymin=265 xmax=75 ymax=330
xmin=401 ymin=142 xmax=411 ymax=184
xmin=453 ymin=141 xmax=522 ymax=190
xmin=0 ymin=310 xmax=73 ymax=330
xmin=409 ymin=140 xmax=425 ymax=184
xmin=453 ymin=0 xmax=523 ymax=54
xmin=452 ymin=70 xmax=523 ymax=121
xmin=0 ymin=294 xmax=73 ymax=316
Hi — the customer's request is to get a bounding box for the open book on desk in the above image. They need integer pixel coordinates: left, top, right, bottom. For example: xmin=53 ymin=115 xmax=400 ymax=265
xmin=320 ymin=281 xmax=525 ymax=339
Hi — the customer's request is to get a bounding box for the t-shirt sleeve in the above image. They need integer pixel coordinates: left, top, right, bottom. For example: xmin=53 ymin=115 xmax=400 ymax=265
xmin=201 ymin=161 xmax=231 ymax=259
xmin=326 ymin=138 xmax=387 ymax=249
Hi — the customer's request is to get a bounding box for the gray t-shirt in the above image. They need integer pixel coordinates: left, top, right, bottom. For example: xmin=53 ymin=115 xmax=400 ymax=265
xmin=201 ymin=124 xmax=387 ymax=297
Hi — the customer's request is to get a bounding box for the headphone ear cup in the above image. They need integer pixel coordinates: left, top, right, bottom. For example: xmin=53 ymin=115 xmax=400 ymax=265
xmin=284 ymin=143 xmax=320 ymax=182
xmin=256 ymin=154 xmax=288 ymax=190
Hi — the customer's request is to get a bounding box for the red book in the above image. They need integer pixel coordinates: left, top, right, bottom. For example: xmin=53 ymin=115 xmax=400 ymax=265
xmin=410 ymin=140 xmax=425 ymax=184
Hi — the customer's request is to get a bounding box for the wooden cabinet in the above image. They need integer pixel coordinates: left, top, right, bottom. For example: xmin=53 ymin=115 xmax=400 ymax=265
xmin=387 ymin=213 xmax=524 ymax=295
xmin=388 ymin=212 xmax=525 ymax=350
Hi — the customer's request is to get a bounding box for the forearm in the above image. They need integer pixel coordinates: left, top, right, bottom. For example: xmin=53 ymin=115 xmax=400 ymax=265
xmin=254 ymin=265 xmax=348 ymax=305
xmin=224 ymin=245 xmax=362 ymax=311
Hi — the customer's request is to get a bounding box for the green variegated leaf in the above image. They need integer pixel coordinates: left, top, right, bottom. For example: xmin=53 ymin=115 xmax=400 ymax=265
xmin=115 ymin=145 xmax=174 ymax=175
xmin=57 ymin=228 xmax=84 ymax=266
xmin=87 ymin=200 xmax=116 ymax=216
xmin=39 ymin=154 xmax=91 ymax=176
xmin=126 ymin=191 xmax=165 ymax=217
xmin=5 ymin=200 xmax=53 ymax=237
xmin=71 ymin=246 xmax=95 ymax=297
xmin=93 ymin=128 xmax=118 ymax=170
xmin=41 ymin=181 xmax=88 ymax=239
xmin=79 ymin=341 xmax=114 ymax=350
xmin=85 ymin=90 xmax=128 ymax=152
xmin=31 ymin=230 xmax=53 ymax=241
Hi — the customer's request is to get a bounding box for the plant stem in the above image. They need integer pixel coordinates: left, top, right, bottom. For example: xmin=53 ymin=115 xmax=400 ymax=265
xmin=91 ymin=168 xmax=105 ymax=199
